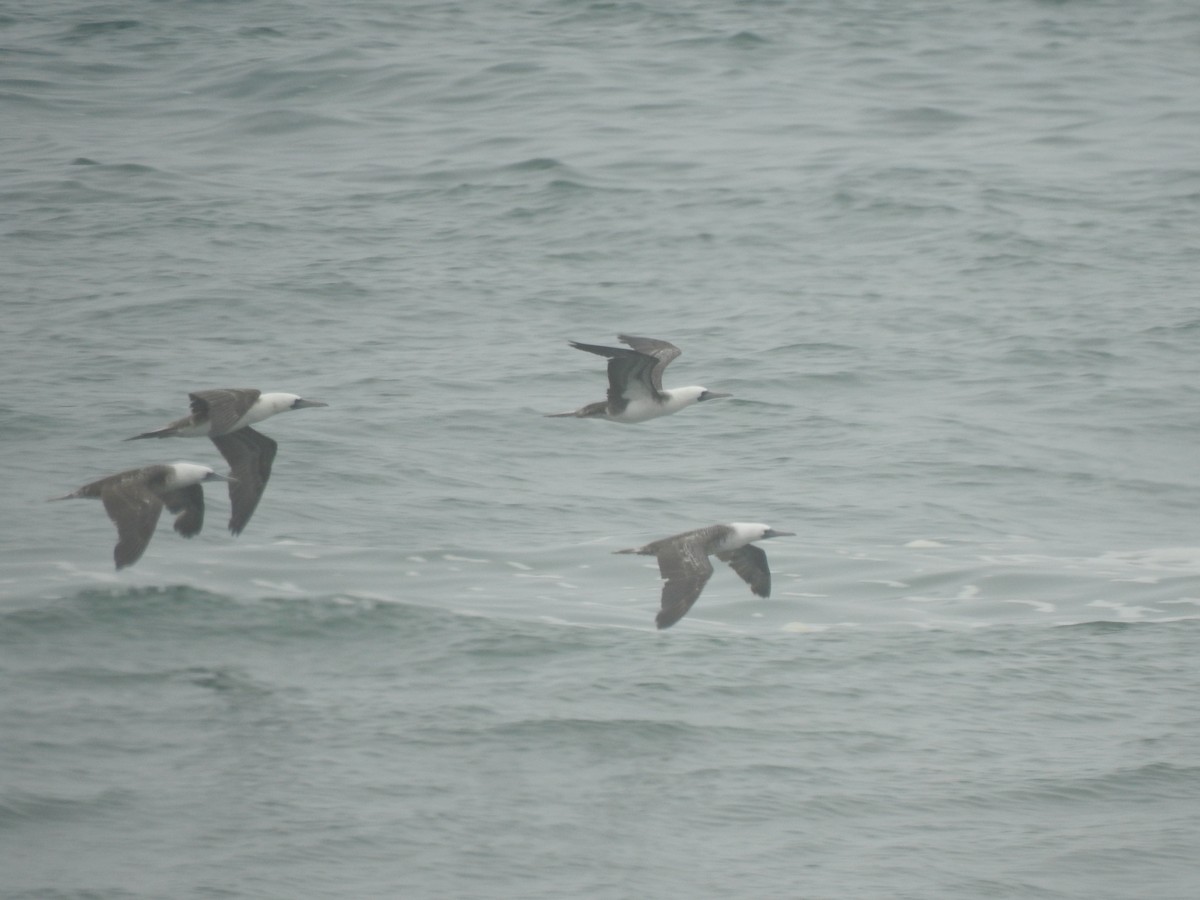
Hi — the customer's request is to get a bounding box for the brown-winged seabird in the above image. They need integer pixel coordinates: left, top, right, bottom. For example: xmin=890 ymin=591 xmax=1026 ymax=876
xmin=126 ymin=389 xmax=327 ymax=534
xmin=51 ymin=462 xmax=232 ymax=569
xmin=546 ymin=334 xmax=731 ymax=423
xmin=616 ymin=523 xmax=794 ymax=629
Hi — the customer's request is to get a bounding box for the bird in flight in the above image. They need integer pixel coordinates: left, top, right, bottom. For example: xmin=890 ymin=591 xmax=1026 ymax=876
xmin=616 ymin=522 xmax=794 ymax=629
xmin=547 ymin=335 xmax=730 ymax=423
xmin=127 ymin=389 xmax=327 ymax=534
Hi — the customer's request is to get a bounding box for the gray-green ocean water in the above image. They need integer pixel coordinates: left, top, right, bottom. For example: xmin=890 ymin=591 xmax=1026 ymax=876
xmin=3 ymin=1 xmax=1200 ymax=897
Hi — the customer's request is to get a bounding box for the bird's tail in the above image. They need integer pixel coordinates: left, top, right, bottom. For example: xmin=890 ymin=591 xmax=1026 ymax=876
xmin=546 ymin=401 xmax=607 ymax=419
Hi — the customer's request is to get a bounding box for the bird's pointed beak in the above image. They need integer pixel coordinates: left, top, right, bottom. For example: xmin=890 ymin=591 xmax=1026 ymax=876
xmin=764 ymin=529 xmax=795 ymax=538
xmin=294 ymin=399 xmax=329 ymax=409
xmin=699 ymin=390 xmax=733 ymax=401
xmin=206 ymin=472 xmax=236 ymax=483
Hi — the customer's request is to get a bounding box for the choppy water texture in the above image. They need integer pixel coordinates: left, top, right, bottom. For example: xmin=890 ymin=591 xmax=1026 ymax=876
xmin=4 ymin=1 xmax=1200 ymax=897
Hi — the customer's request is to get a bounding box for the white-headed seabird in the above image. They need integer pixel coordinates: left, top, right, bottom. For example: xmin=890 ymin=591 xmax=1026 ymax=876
xmin=616 ymin=523 xmax=794 ymax=629
xmin=126 ymin=389 xmax=328 ymax=534
xmin=547 ymin=334 xmax=731 ymax=423
xmin=51 ymin=462 xmax=232 ymax=569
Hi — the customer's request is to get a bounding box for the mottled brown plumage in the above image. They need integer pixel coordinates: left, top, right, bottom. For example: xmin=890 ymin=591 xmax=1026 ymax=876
xmin=615 ymin=523 xmax=793 ymax=629
xmin=52 ymin=463 xmax=231 ymax=569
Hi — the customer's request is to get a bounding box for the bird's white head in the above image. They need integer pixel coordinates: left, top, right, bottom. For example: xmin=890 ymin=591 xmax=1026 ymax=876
xmin=168 ymin=463 xmax=234 ymax=486
xmin=260 ymin=392 xmax=330 ymax=415
xmin=729 ymin=523 xmax=796 ymax=544
xmin=664 ymin=386 xmax=733 ymax=412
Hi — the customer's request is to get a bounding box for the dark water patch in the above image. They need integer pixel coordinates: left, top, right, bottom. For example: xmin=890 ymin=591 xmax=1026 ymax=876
xmin=0 ymin=86 xmax=61 ymax=113
xmin=65 ymin=20 xmax=142 ymax=40
xmin=238 ymin=26 xmax=286 ymax=39
xmin=874 ymin=103 xmax=975 ymax=129
xmin=0 ymin=403 xmax=64 ymax=435
xmin=1140 ymin=316 xmax=1200 ymax=336
xmin=86 ymin=162 xmax=162 ymax=176
xmin=447 ymin=614 xmax=618 ymax=662
xmin=770 ymin=340 xmax=861 ymax=354
xmin=1057 ymin=619 xmax=1149 ymax=635
xmin=0 ymin=586 xmax=470 ymax=649
xmin=486 ymin=715 xmax=706 ymax=750
xmin=229 ymin=109 xmax=353 ymax=136
xmin=505 ymin=156 xmax=568 ymax=173
xmin=484 ymin=61 xmax=544 ymax=76
xmin=827 ymin=186 xmax=965 ymax=220
xmin=667 ymin=29 xmax=770 ymax=49
xmin=1001 ymin=762 xmax=1200 ymax=807
xmin=0 ymin=179 xmax=128 ymax=205
xmin=17 ymin=662 xmax=276 ymax=699
xmin=729 ymin=30 xmax=769 ymax=46
xmin=0 ymin=786 xmax=133 ymax=828
xmin=179 ymin=666 xmax=275 ymax=694
xmin=7 ymin=890 xmax=151 ymax=900
xmin=544 ymin=177 xmax=591 ymax=193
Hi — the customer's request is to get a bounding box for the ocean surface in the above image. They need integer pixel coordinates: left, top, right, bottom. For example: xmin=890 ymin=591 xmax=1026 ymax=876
xmin=4 ymin=1 xmax=1200 ymax=897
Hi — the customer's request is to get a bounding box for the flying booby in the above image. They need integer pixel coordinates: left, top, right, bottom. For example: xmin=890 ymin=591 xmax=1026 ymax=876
xmin=51 ymin=463 xmax=232 ymax=569
xmin=616 ymin=523 xmax=794 ymax=629
xmin=546 ymin=334 xmax=731 ymax=423
xmin=126 ymin=389 xmax=328 ymax=534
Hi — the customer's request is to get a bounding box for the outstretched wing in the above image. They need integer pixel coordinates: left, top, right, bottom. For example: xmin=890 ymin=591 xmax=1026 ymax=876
xmin=654 ymin=539 xmax=715 ymax=629
xmin=189 ymin=389 xmax=261 ymax=436
xmin=162 ymin=483 xmax=206 ymax=538
xmin=100 ymin=480 xmax=164 ymax=569
xmin=617 ymin=335 xmax=681 ymax=393
xmin=568 ymin=340 xmax=665 ymax=410
xmin=716 ymin=544 xmax=771 ymax=598
xmin=211 ymin=426 xmax=277 ymax=534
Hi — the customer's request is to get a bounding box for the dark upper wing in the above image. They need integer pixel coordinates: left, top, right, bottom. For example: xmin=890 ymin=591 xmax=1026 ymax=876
xmin=568 ymin=340 xmax=663 ymax=408
xmin=654 ymin=540 xmax=714 ymax=629
xmin=162 ymin=483 xmax=206 ymax=538
xmin=189 ymin=389 xmax=261 ymax=436
xmin=617 ymin=335 xmax=681 ymax=394
xmin=716 ymin=544 xmax=771 ymax=597
xmin=211 ymin=426 xmax=277 ymax=535
xmin=100 ymin=479 xmax=165 ymax=569
xmin=607 ymin=352 xmax=661 ymax=408
xmin=69 ymin=466 xmax=146 ymax=500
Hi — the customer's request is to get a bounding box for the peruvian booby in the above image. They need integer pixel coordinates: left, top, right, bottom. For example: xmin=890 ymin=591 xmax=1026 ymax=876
xmin=547 ymin=334 xmax=731 ymax=423
xmin=616 ymin=523 xmax=794 ymax=629
xmin=51 ymin=463 xmax=232 ymax=569
xmin=126 ymin=389 xmax=328 ymax=534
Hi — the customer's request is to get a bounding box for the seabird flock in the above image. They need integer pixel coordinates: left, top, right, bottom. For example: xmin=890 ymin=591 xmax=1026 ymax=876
xmin=54 ymin=335 xmax=790 ymax=629
xmin=126 ymin=389 xmax=328 ymax=535
xmin=54 ymin=390 xmax=327 ymax=568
